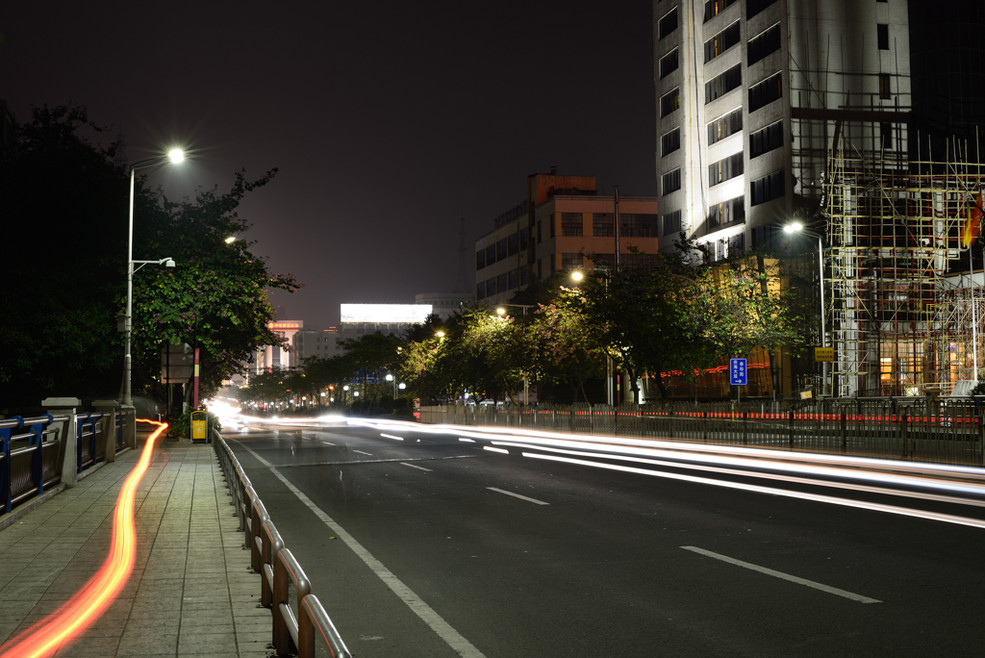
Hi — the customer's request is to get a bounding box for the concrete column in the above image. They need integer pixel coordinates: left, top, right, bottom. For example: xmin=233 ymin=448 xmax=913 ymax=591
xmin=42 ymin=397 xmax=81 ymax=488
xmin=121 ymin=405 xmax=137 ymax=449
xmin=93 ymin=400 xmax=119 ymax=463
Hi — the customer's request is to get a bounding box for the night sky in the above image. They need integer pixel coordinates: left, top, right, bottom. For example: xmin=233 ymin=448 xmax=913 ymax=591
xmin=0 ymin=1 xmax=657 ymax=328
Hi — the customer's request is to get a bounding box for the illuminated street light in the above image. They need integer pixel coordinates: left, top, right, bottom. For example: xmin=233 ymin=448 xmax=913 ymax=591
xmin=124 ymin=148 xmax=186 ymax=407
xmin=570 ymin=270 xmax=584 ymax=283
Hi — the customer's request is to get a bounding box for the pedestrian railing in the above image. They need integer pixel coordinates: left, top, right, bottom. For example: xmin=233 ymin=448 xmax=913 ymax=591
xmin=0 ymin=407 xmax=131 ymax=518
xmin=419 ymin=397 xmax=985 ymax=466
xmin=213 ymin=430 xmax=352 ymax=658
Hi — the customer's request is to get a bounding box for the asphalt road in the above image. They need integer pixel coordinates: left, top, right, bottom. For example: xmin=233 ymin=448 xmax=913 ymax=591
xmin=225 ymin=420 xmax=985 ymax=657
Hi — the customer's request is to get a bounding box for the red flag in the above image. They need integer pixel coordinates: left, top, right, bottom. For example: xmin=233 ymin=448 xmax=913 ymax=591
xmin=963 ymin=192 xmax=983 ymax=247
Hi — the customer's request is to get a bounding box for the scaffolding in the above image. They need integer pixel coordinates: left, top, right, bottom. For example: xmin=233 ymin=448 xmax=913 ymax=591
xmin=824 ymin=135 xmax=985 ymax=396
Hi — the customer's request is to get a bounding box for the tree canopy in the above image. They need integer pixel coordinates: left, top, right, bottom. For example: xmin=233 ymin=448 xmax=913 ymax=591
xmin=0 ymin=105 xmax=298 ymax=413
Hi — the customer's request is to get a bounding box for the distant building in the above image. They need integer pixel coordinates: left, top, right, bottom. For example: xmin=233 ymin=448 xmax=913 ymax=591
xmin=475 ymin=172 xmax=660 ymax=306
xmin=414 ymin=292 xmax=473 ymax=320
xmin=653 ymin=0 xmax=911 ymax=259
xmin=293 ymin=326 xmax=341 ymax=364
xmin=255 ymin=320 xmax=302 ymax=372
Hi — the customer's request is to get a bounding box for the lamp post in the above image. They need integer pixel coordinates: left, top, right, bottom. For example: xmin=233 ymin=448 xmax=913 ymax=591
xmin=123 ymin=149 xmax=185 ymax=407
xmin=783 ymin=221 xmax=828 ymax=396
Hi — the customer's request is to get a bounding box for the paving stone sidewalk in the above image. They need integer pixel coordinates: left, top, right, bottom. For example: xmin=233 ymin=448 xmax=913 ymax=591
xmin=0 ymin=435 xmax=272 ymax=657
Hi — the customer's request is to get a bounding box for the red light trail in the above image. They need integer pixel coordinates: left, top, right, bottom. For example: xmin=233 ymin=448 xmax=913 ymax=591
xmin=0 ymin=419 xmax=167 ymax=658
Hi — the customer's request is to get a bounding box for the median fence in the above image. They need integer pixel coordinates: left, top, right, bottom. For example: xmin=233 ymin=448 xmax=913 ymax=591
xmin=0 ymin=398 xmax=136 ymax=522
xmin=419 ymin=398 xmax=985 ymax=466
xmin=212 ymin=430 xmax=352 ymax=658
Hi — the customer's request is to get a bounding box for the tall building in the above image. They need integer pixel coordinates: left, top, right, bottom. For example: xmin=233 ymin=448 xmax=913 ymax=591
xmin=475 ymin=172 xmax=659 ymax=307
xmin=653 ymin=0 xmax=910 ymax=260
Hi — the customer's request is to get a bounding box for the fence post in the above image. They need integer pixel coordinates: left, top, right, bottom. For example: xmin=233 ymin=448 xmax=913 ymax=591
xmin=788 ymin=410 xmax=795 ymax=450
xmin=43 ymin=397 xmax=81 ymax=488
xmin=840 ymin=412 xmax=847 ymax=454
xmin=93 ymin=400 xmax=118 ymax=463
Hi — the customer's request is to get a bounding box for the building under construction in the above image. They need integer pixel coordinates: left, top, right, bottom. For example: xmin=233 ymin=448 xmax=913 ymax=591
xmin=824 ymin=136 xmax=985 ymax=397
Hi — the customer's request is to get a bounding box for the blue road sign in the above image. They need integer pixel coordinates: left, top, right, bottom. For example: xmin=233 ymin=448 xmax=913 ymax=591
xmin=729 ymin=358 xmax=748 ymax=386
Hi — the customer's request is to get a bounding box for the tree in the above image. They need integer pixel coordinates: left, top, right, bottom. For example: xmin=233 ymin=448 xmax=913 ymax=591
xmin=526 ymin=291 xmax=606 ymax=402
xmin=0 ymin=105 xmax=128 ymax=409
xmin=129 ymin=169 xmax=300 ymax=406
xmin=688 ymin=254 xmax=806 ymax=397
xmin=0 ymin=104 xmax=299 ymax=412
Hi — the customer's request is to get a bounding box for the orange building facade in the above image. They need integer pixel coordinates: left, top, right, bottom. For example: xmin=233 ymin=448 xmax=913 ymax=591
xmin=476 ymin=173 xmax=659 ymax=306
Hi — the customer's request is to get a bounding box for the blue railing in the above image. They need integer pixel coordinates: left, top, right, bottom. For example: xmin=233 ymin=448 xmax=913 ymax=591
xmin=0 ymin=408 xmax=131 ymax=517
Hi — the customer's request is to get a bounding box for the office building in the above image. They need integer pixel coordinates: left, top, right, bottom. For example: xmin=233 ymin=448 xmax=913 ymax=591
xmin=653 ymin=0 xmax=910 ymax=259
xmin=476 ymin=172 xmax=659 ymax=306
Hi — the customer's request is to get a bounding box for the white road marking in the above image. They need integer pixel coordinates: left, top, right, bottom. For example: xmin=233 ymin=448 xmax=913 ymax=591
xmin=401 ymin=462 xmax=432 ymax=472
xmin=380 ymin=433 xmax=404 ymax=441
xmin=237 ymin=442 xmax=486 ymax=657
xmin=320 ymin=440 xmax=336 ymax=446
xmin=681 ymin=546 xmax=881 ymax=604
xmin=353 ymin=449 xmax=373 ymax=456
xmin=486 ymin=487 xmax=550 ymax=506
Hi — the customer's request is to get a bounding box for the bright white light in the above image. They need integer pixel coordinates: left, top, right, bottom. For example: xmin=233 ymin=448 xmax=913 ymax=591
xmin=340 ymin=303 xmax=432 ymax=324
xmin=784 ymin=221 xmax=804 ymax=234
xmin=167 ymin=148 xmax=185 ymax=164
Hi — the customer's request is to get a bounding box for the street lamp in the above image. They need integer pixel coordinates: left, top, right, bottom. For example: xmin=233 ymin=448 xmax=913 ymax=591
xmin=123 ymin=149 xmax=185 ymax=407
xmin=783 ymin=220 xmax=828 ymax=395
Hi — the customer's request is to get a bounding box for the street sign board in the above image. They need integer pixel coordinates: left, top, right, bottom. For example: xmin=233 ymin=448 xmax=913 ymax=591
xmin=814 ymin=346 xmax=834 ymax=362
xmin=729 ymin=358 xmax=748 ymax=386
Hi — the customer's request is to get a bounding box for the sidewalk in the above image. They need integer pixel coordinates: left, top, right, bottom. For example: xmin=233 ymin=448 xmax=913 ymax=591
xmin=0 ymin=434 xmax=271 ymax=657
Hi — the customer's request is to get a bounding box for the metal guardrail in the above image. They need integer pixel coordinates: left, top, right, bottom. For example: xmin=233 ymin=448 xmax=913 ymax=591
xmin=213 ymin=430 xmax=352 ymax=658
xmin=419 ymin=398 xmax=985 ymax=466
xmin=0 ymin=410 xmax=129 ymax=516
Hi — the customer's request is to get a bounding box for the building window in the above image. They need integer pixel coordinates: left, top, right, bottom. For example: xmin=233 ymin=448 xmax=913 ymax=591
xmin=660 ymin=88 xmax=680 ymax=117
xmin=707 ymin=108 xmax=743 ymax=145
xmin=561 ymin=212 xmax=583 ymax=236
xmin=749 ymin=121 xmax=784 ymax=157
xmin=750 ymin=169 xmax=785 ymax=205
xmin=476 ymin=281 xmax=486 ymax=299
xmin=658 ymin=8 xmax=678 ymax=39
xmin=485 ymin=244 xmax=495 ymax=265
xmin=879 ymin=73 xmax=891 ymax=99
xmin=708 ymin=152 xmax=744 ymax=186
xmin=703 ymin=0 xmax=737 ymax=22
xmin=662 ymin=168 xmax=682 ymax=195
xmin=508 ymin=232 xmax=518 ymax=255
xmin=704 ymin=21 xmax=741 ymax=62
xmin=749 ymin=72 xmax=782 ymax=112
xmin=659 ymin=49 xmax=679 ymax=79
xmin=593 ymin=212 xmax=614 ymax=236
xmin=707 ymin=196 xmax=745 ymax=228
xmin=496 ymin=237 xmax=507 ymax=260
xmin=748 ymin=23 xmax=781 ymax=65
xmin=591 ymin=254 xmax=615 ymax=270
xmin=748 ymin=0 xmax=779 ymax=19
xmin=508 ymin=269 xmax=518 ymax=290
xmin=662 ymin=209 xmax=682 ymax=236
xmin=621 ymin=214 xmax=660 ymax=237
xmin=562 ymin=253 xmax=583 ymax=270
xmin=881 ymin=122 xmax=893 ymax=149
xmin=877 ymin=24 xmax=889 ymax=50
xmin=486 ymin=277 xmax=496 ymax=295
xmin=705 ymin=64 xmax=742 ymax=104
xmin=476 ymin=250 xmax=486 ymax=269
xmin=661 ymin=128 xmax=681 ymax=156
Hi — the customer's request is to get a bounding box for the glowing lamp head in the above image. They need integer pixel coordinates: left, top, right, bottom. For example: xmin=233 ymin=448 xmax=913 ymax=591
xmin=167 ymin=148 xmax=185 ymax=164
